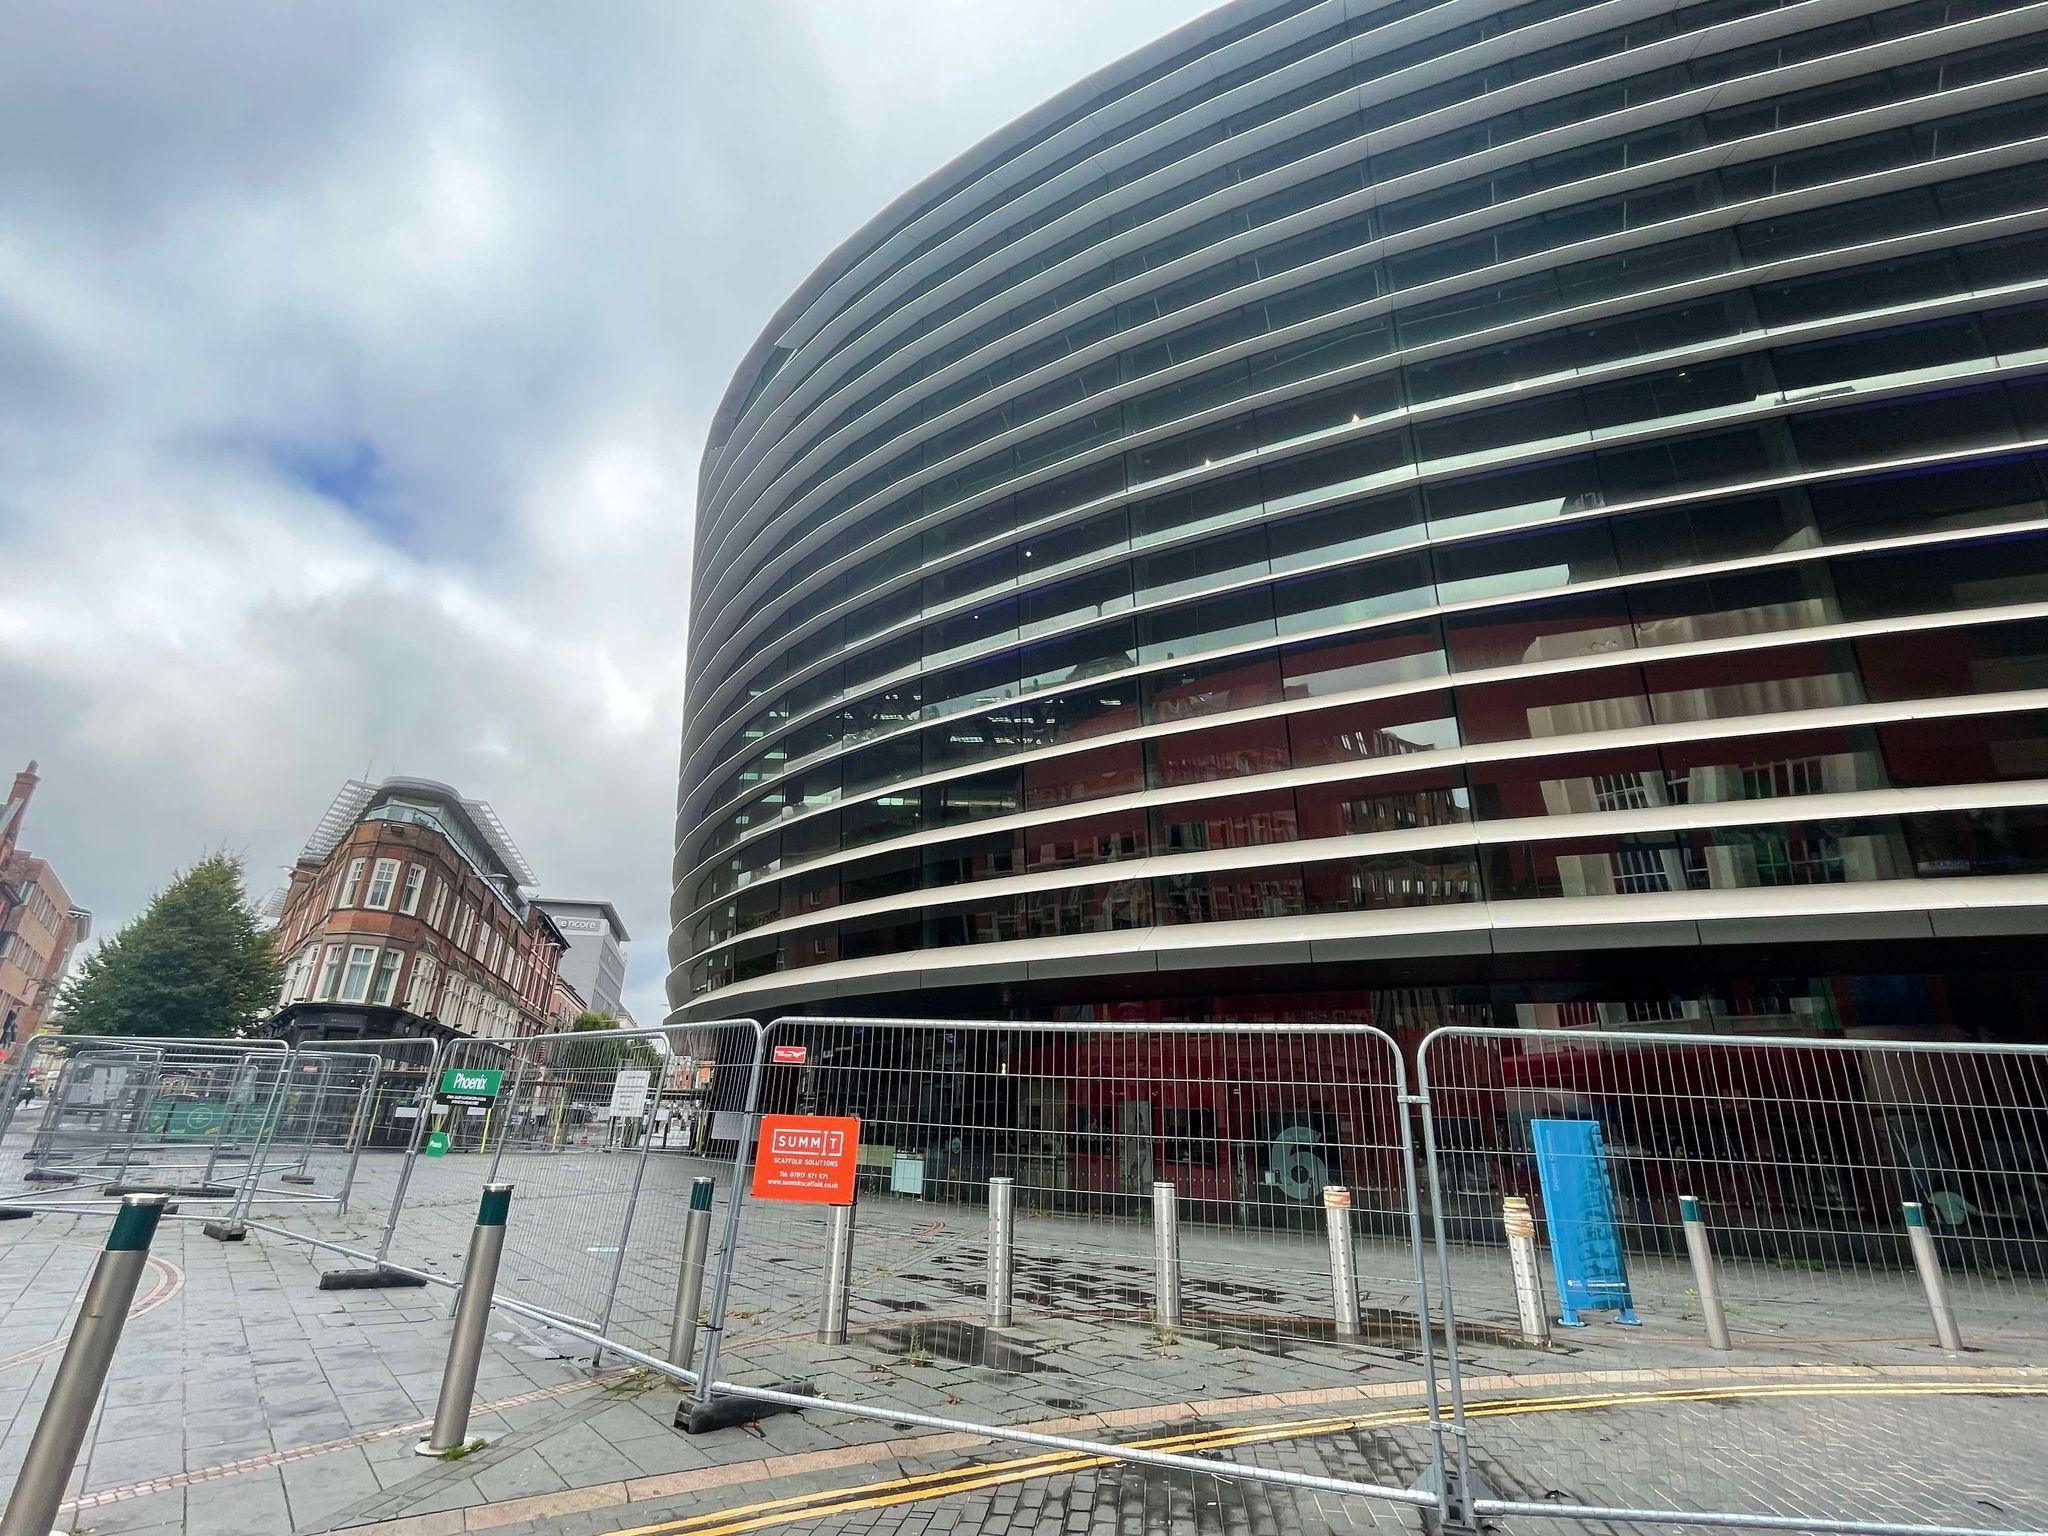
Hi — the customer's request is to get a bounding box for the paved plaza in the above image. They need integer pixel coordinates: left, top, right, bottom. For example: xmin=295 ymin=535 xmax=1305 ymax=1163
xmin=3 ymin=1129 xmax=2047 ymax=1535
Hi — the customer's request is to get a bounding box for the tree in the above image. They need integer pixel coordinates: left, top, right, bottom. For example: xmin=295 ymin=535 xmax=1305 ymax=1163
xmin=555 ymin=1011 xmax=661 ymax=1079
xmin=61 ymin=854 xmax=282 ymax=1038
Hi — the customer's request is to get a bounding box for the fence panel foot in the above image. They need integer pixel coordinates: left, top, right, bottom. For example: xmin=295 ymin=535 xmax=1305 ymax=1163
xmin=319 ymin=1265 xmax=429 ymax=1291
xmin=674 ymin=1380 xmax=814 ymax=1435
xmin=1410 ymin=1457 xmax=1496 ymax=1536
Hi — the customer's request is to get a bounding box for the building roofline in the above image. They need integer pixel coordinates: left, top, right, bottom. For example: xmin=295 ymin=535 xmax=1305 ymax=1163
xmin=300 ymin=776 xmax=537 ymax=888
xmin=535 ymin=898 xmax=631 ymax=942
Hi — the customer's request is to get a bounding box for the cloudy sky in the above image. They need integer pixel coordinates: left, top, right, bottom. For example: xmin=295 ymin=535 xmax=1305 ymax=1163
xmin=0 ymin=1 xmax=1210 ymax=1024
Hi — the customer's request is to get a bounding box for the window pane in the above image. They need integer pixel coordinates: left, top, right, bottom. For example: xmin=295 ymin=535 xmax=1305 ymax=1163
xmin=1155 ymin=788 xmax=1300 ymax=852
xmin=1158 ymin=866 xmax=1306 ymax=924
xmin=1303 ymin=850 xmax=1480 ymax=911
xmin=1281 ymin=620 xmax=1447 ymax=699
xmin=1267 ymin=489 xmax=1425 ymax=573
xmin=1445 ymin=590 xmax=1635 ymax=673
xmin=1021 ymin=566 xmax=1133 ymax=639
xmin=1144 ymin=654 xmax=1284 ymax=723
xmin=1427 ymin=457 xmax=1597 ymax=539
xmin=1138 ymin=588 xmax=1277 ymax=663
xmin=1023 ymin=744 xmax=1145 ymax=811
xmin=1296 ymin=769 xmax=1471 ymax=837
xmin=1642 ymin=641 xmax=1862 ymax=723
xmin=1134 ymin=528 xmax=1270 ymax=605
xmin=1024 ymin=812 xmax=1149 ymax=872
xmin=1456 ymin=667 xmax=1651 ymax=743
xmin=1150 ymin=717 xmax=1291 ymax=787
xmin=1831 ymin=531 xmax=2048 ymax=621
xmin=1290 ymin=689 xmax=1461 ymax=766
xmin=1273 ymin=551 xmax=1435 ymax=635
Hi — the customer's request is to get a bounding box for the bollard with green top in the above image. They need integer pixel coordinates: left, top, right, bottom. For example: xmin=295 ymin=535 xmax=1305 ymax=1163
xmin=2 ymin=1194 xmax=170 ymax=1536
xmin=668 ymin=1176 xmax=716 ymax=1371
xmin=417 ymin=1183 xmax=514 ymax=1455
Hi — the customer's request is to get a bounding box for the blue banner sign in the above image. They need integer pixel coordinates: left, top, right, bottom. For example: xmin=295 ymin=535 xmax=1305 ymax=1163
xmin=1530 ymin=1117 xmax=1640 ymax=1327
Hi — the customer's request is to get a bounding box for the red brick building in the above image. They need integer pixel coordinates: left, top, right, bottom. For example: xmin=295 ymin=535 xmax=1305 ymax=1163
xmin=0 ymin=763 xmax=91 ymax=1057
xmin=268 ymin=777 xmax=565 ymax=1045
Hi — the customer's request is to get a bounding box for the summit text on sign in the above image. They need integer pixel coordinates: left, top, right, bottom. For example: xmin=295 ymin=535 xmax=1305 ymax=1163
xmin=750 ymin=1114 xmax=860 ymax=1206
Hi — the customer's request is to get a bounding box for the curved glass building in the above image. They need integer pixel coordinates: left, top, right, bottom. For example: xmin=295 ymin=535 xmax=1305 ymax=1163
xmin=673 ymin=0 xmax=2048 ymax=1038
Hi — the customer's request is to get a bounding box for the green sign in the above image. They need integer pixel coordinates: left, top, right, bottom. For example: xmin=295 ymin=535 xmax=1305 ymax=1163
xmin=424 ymin=1131 xmax=450 ymax=1157
xmin=439 ymin=1067 xmax=503 ymax=1102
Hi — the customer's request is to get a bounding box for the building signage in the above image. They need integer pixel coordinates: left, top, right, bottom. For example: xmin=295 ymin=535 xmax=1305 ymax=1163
xmin=771 ymin=1044 xmax=808 ymax=1066
xmin=424 ymin=1131 xmax=451 ymax=1157
xmin=750 ymin=1114 xmax=860 ymax=1205
xmin=439 ymin=1067 xmax=503 ymax=1106
xmin=606 ymin=1068 xmax=652 ymax=1118
xmin=1530 ymin=1118 xmax=1639 ymax=1327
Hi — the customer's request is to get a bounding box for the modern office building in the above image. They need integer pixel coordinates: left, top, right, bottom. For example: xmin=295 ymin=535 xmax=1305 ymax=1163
xmin=269 ymin=777 xmax=566 ymax=1044
xmin=535 ymin=898 xmax=630 ymax=1017
xmin=672 ymin=0 xmax=2048 ymax=1041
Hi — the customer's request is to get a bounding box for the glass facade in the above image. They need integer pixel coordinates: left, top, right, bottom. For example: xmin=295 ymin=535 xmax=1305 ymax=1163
xmin=672 ymin=0 xmax=2048 ymax=1024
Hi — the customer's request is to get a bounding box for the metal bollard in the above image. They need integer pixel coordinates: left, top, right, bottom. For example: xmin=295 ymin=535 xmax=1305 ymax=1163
xmin=1323 ymin=1186 xmax=1361 ymax=1337
xmin=1678 ymin=1195 xmax=1731 ymax=1350
xmin=1152 ymin=1180 xmax=1182 ymax=1330
xmin=1 ymin=1194 xmax=169 ymax=1536
xmin=1502 ymin=1196 xmax=1549 ymax=1348
xmin=668 ymin=1177 xmax=715 ymax=1370
xmin=1902 ymin=1201 xmax=1963 ymax=1352
xmin=416 ymin=1183 xmax=513 ymax=1455
xmin=987 ymin=1175 xmax=1015 ymax=1329
xmin=818 ymin=1200 xmax=856 ymax=1345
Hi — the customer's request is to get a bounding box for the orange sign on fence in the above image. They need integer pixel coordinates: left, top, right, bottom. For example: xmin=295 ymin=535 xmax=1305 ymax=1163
xmin=750 ymin=1114 xmax=861 ymax=1205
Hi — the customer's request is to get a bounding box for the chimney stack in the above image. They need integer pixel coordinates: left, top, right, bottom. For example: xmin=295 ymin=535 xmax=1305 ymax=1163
xmin=9 ymin=761 xmax=38 ymax=812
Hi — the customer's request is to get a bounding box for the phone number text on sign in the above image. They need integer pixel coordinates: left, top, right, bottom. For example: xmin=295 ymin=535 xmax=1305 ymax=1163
xmin=750 ymin=1113 xmax=861 ymax=1205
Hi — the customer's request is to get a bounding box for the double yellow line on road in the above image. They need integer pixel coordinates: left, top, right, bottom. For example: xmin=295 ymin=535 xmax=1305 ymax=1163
xmin=608 ymin=1379 xmax=2048 ymax=1536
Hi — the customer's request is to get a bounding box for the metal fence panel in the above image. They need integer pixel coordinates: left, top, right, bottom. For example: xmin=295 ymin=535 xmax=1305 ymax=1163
xmin=239 ymin=1037 xmax=443 ymax=1258
xmin=691 ymin=1016 xmax=1446 ymax=1512
xmin=0 ymin=1037 xmax=316 ymax=1209
xmin=377 ymin=1021 xmax=762 ymax=1351
xmin=1418 ymin=1025 xmax=2048 ymax=1535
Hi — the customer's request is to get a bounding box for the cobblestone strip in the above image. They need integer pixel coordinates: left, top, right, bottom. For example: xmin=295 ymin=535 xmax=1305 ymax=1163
xmin=320 ymin=1363 xmax=2042 ymax=1536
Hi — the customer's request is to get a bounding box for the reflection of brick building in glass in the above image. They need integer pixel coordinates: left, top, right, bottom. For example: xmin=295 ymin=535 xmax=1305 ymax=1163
xmin=672 ymin=1 xmax=2048 ymax=1050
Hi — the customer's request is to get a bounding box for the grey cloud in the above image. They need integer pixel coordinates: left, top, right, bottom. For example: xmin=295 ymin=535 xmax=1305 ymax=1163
xmin=0 ymin=0 xmax=1211 ymax=1024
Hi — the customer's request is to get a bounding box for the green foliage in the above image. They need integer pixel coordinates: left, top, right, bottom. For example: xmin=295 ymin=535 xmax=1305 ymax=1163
xmin=60 ymin=854 xmax=283 ymax=1039
xmin=553 ymin=1009 xmax=661 ymax=1089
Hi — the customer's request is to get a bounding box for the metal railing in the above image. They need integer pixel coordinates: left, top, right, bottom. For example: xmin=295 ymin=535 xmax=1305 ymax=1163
xmin=0 ymin=1036 xmax=389 ymax=1217
xmin=362 ymin=1020 xmax=764 ymax=1354
xmin=684 ymin=1015 xmax=1454 ymax=1514
xmin=19 ymin=1017 xmax=2039 ymax=1534
xmin=1417 ymin=1025 xmax=2048 ymax=1535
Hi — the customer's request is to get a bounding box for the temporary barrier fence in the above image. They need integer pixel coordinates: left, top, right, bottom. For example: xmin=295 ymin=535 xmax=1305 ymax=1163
xmin=29 ymin=1013 xmax=2035 ymax=1536
xmin=231 ymin=1036 xmax=443 ymax=1254
xmin=1417 ymin=1025 xmax=2048 ymax=1535
xmin=583 ymin=1019 xmax=763 ymax=1360
xmin=0 ymin=1037 xmax=392 ymax=1217
xmin=683 ymin=1015 xmax=1455 ymax=1513
xmin=0 ymin=1037 xmax=282 ymax=1199
xmin=367 ymin=1021 xmax=763 ymax=1355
